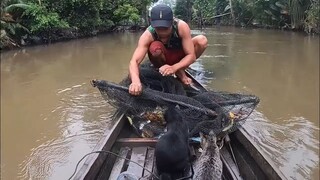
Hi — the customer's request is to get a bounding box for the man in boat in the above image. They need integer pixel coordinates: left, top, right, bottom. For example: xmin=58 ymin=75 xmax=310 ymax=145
xmin=128 ymin=4 xmax=208 ymax=95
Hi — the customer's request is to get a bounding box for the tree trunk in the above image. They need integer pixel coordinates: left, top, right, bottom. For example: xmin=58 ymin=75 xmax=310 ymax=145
xmin=143 ymin=5 xmax=148 ymax=26
xmin=229 ymin=0 xmax=235 ymax=25
xmin=200 ymin=10 xmax=203 ymax=29
xmin=187 ymin=0 xmax=192 ymax=24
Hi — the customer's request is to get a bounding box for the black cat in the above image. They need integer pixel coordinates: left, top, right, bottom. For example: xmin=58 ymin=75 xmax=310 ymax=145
xmin=155 ymin=106 xmax=190 ymax=180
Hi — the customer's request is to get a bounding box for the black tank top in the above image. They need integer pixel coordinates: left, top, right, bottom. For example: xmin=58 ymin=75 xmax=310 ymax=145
xmin=147 ymin=18 xmax=183 ymax=50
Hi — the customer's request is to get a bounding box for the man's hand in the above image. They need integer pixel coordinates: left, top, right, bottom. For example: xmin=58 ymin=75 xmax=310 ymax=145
xmin=129 ymin=82 xmax=142 ymax=96
xmin=159 ymin=65 xmax=177 ymax=76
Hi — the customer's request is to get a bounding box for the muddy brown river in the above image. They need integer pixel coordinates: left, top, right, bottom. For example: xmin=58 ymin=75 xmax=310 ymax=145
xmin=1 ymin=27 xmax=319 ymax=180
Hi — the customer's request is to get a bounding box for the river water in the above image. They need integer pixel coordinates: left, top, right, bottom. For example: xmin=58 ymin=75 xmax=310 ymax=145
xmin=1 ymin=27 xmax=319 ymax=180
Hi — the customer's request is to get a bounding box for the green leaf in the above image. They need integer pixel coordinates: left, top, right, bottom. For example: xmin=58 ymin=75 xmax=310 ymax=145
xmin=224 ymin=4 xmax=231 ymax=12
xmin=4 ymin=3 xmax=31 ymax=13
xmin=275 ymin=1 xmax=286 ymax=9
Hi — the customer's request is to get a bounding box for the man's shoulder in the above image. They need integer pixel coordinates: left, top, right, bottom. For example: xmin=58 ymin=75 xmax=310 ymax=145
xmin=176 ymin=20 xmax=190 ymax=36
xmin=176 ymin=20 xmax=189 ymax=29
xmin=175 ymin=18 xmax=186 ymax=25
xmin=144 ymin=28 xmax=153 ymax=37
xmin=139 ymin=29 xmax=154 ymax=43
xmin=147 ymin=25 xmax=154 ymax=31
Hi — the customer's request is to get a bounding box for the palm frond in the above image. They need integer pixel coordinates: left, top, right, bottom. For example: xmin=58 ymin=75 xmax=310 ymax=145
xmin=288 ymin=0 xmax=309 ymax=28
xmin=14 ymin=22 xmax=30 ymax=33
xmin=4 ymin=3 xmax=31 ymax=13
xmin=7 ymin=23 xmax=16 ymax=35
xmin=1 ymin=13 xmax=15 ymax=22
xmin=1 ymin=30 xmax=7 ymax=38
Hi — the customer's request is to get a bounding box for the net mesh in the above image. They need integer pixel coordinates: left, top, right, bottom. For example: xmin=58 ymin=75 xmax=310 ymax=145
xmin=91 ymin=63 xmax=259 ymax=138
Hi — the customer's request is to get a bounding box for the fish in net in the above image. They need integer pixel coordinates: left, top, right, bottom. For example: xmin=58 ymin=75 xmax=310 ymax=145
xmin=91 ymin=64 xmax=259 ymax=138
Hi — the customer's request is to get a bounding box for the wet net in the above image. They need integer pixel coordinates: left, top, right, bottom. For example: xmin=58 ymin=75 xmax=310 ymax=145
xmin=91 ymin=63 xmax=259 ymax=138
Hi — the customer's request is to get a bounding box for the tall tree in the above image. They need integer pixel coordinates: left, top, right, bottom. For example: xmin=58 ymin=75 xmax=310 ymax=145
xmin=175 ymin=0 xmax=193 ymax=23
xmin=193 ymin=0 xmax=216 ymax=28
xmin=228 ymin=0 xmax=235 ymax=24
xmin=289 ymin=0 xmax=310 ymax=29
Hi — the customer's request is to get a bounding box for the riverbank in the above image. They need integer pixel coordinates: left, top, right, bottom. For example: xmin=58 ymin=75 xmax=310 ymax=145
xmin=0 ymin=25 xmax=147 ymax=52
xmin=1 ymin=24 xmax=318 ymax=52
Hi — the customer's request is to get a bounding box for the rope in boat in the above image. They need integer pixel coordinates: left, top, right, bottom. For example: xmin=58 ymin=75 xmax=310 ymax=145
xmin=68 ymin=150 xmax=159 ymax=180
xmin=68 ymin=150 xmax=195 ymax=180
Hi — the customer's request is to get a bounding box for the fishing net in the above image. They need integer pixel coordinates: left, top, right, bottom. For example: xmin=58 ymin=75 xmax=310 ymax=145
xmin=91 ymin=63 xmax=259 ymax=138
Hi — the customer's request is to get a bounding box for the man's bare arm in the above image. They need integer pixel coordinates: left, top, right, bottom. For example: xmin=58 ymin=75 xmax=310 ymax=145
xmin=172 ymin=20 xmax=196 ymax=71
xmin=129 ymin=30 xmax=153 ymax=95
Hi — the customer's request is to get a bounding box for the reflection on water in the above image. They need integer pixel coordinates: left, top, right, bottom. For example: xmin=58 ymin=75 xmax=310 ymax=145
xmin=1 ymin=28 xmax=319 ymax=179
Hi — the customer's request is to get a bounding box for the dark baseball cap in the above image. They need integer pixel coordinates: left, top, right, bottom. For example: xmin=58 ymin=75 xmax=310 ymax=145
xmin=150 ymin=4 xmax=173 ymax=28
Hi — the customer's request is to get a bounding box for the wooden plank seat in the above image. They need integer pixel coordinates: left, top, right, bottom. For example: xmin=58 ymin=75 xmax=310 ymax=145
xmin=108 ymin=146 xmax=156 ymax=179
xmin=108 ymin=147 xmax=131 ymax=180
xmin=106 ymin=138 xmax=197 ymax=180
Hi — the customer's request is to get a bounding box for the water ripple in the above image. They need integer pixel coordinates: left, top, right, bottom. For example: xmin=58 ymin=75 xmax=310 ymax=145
xmin=17 ymin=84 xmax=115 ymax=180
xmin=243 ymin=111 xmax=320 ymax=180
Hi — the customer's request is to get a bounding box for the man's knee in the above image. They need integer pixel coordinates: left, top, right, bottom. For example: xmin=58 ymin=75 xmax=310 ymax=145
xmin=192 ymin=35 xmax=208 ymax=58
xmin=149 ymin=41 xmax=165 ymax=57
xmin=193 ymin=35 xmax=208 ymax=49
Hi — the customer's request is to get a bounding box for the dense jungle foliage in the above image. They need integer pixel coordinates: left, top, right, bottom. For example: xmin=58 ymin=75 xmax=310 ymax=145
xmin=1 ymin=0 xmax=319 ymax=50
xmin=175 ymin=0 xmax=319 ymax=33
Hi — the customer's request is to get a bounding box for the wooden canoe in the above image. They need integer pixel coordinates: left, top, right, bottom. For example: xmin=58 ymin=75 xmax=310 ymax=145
xmin=73 ymin=71 xmax=287 ymax=180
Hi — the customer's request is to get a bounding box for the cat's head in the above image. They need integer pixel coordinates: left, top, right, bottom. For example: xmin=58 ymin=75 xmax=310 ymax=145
xmin=199 ymin=130 xmax=217 ymax=147
xmin=164 ymin=105 xmax=182 ymax=124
